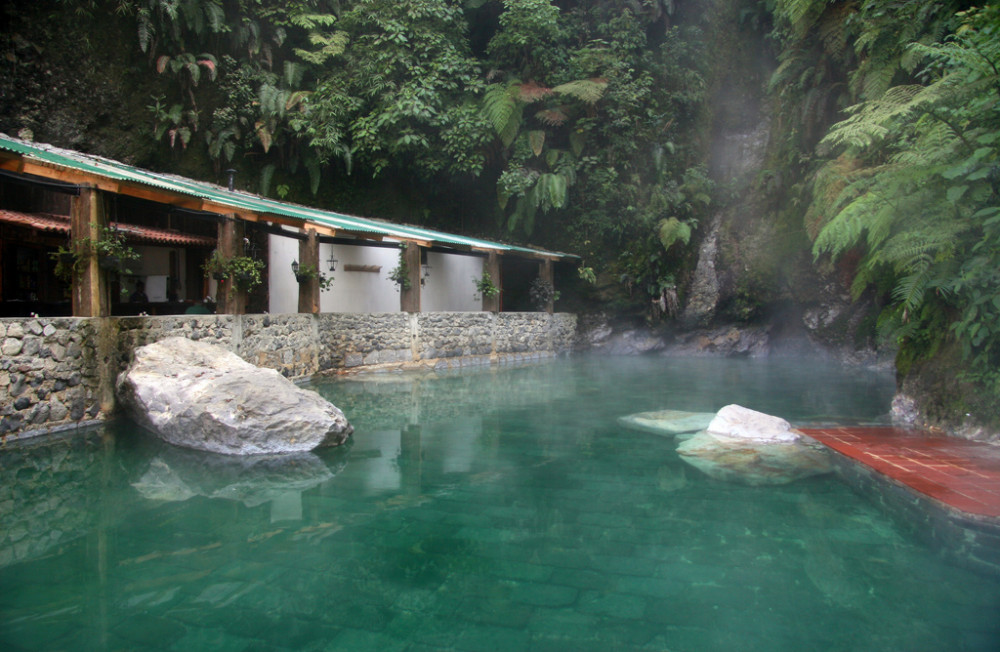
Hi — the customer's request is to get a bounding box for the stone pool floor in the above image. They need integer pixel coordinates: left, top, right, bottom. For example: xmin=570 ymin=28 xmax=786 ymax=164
xmin=802 ymin=426 xmax=1000 ymax=518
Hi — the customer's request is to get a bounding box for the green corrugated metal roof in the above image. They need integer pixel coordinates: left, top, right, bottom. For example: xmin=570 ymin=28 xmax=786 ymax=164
xmin=0 ymin=133 xmax=577 ymax=259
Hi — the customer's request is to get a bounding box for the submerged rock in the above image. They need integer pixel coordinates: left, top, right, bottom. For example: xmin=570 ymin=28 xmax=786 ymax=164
xmin=677 ymin=432 xmax=831 ymax=485
xmin=117 ymin=337 xmax=352 ymax=455
xmin=618 ymin=409 xmax=716 ymax=436
xmin=676 ymin=404 xmax=831 ymax=485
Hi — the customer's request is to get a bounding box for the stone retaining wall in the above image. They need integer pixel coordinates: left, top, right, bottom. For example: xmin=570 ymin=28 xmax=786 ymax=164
xmin=318 ymin=313 xmax=413 ymax=369
xmin=0 ymin=319 xmax=107 ymax=439
xmin=1 ymin=312 xmax=576 ymax=442
xmin=239 ymin=314 xmax=319 ymax=379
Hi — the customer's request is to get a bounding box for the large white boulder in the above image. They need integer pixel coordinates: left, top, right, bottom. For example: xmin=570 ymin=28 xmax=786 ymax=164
xmin=705 ymin=404 xmax=800 ymax=442
xmin=117 ymin=337 xmax=352 ymax=455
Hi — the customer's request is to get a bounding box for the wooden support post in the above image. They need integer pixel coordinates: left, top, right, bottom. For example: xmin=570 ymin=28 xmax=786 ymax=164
xmin=215 ymin=215 xmax=245 ymax=314
xmin=540 ymin=258 xmax=554 ymax=314
xmin=400 ymin=242 xmax=422 ymax=313
xmin=70 ymin=185 xmax=107 ymax=317
xmin=298 ymin=229 xmax=320 ymax=314
xmin=482 ymin=251 xmax=502 ymax=313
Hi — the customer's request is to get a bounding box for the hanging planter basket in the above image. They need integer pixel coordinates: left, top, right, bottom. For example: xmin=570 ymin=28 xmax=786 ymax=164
xmin=99 ymin=254 xmax=121 ymax=271
xmin=212 ymin=271 xmax=228 ymax=281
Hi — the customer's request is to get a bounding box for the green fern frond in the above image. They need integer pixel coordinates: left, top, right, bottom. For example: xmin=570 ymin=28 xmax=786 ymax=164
xmin=482 ymin=82 xmax=520 ymax=136
xmin=859 ymin=62 xmax=898 ymax=101
xmin=295 ymin=30 xmax=348 ymax=65
xmin=774 ymin=0 xmax=828 ymax=40
xmin=137 ymin=10 xmax=153 ymax=53
xmin=821 ymin=85 xmax=923 ymax=150
xmin=204 ymin=2 xmax=225 ymax=34
xmin=500 ymin=104 xmax=523 ymax=148
xmin=289 ymin=13 xmax=338 ymax=30
xmin=891 ymin=261 xmax=935 ymax=313
xmin=260 ymin=164 xmax=275 ymax=197
xmin=284 ymin=61 xmax=303 ymax=88
xmin=817 ymin=3 xmax=850 ymax=59
xmin=657 ymin=217 xmax=692 ymax=250
xmin=552 ymin=79 xmax=608 ymax=104
xmin=768 ymin=55 xmax=803 ymax=92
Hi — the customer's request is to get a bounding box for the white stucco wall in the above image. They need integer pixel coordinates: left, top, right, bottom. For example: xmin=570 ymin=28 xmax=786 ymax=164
xmin=319 ymin=242 xmax=401 ymax=313
xmin=420 ymin=251 xmax=484 ymax=312
xmin=269 ymin=233 xmax=486 ymax=313
xmin=269 ymin=234 xmax=301 ymax=314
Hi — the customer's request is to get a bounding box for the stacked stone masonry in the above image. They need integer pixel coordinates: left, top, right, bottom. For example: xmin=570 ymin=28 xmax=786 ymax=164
xmin=0 ymin=312 xmax=577 ymax=441
xmin=1 ymin=319 xmax=105 ymax=439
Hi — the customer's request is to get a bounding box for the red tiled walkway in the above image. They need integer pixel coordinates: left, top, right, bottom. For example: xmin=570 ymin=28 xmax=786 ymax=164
xmin=801 ymin=426 xmax=1000 ymax=518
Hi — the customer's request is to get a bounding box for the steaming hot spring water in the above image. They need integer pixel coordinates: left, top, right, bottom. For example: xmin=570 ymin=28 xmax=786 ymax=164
xmin=1 ymin=355 xmax=998 ymax=651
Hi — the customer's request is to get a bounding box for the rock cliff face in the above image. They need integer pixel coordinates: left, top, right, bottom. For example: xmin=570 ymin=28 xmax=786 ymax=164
xmin=582 ymin=0 xmax=882 ymax=365
xmin=0 ymin=8 xmax=161 ymax=165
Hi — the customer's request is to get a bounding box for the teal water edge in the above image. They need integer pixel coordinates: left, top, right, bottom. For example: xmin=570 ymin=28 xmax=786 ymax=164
xmin=1 ymin=356 xmax=997 ymax=651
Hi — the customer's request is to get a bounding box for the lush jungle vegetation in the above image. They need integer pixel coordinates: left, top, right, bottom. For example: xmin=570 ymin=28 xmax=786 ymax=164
xmin=2 ymin=0 xmax=998 ymax=420
xmin=769 ymin=0 xmax=1000 ymax=414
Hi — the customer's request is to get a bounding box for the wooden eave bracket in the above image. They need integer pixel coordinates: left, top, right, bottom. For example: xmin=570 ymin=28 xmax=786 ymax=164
xmin=0 ymin=153 xmax=25 ymax=173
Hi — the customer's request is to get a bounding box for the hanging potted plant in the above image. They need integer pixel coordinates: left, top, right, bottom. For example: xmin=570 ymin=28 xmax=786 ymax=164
xmin=473 ymin=270 xmax=500 ymax=300
xmin=203 ymin=250 xmax=229 ymax=280
xmin=63 ymin=225 xmax=139 ymax=275
xmin=52 ymin=226 xmax=139 ymax=277
xmin=225 ymin=256 xmax=264 ymax=292
xmin=291 ymin=261 xmax=334 ymax=290
xmin=50 ymin=243 xmax=84 ymax=282
xmin=92 ymin=225 xmax=139 ymax=273
xmin=388 ymin=244 xmax=412 ymax=291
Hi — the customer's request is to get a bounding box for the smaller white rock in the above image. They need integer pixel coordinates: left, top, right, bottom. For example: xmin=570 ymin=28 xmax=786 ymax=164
xmin=706 ymin=404 xmax=800 ymax=442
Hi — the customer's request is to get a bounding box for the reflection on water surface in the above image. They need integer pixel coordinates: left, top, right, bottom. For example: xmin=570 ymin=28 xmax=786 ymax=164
xmin=1 ymin=355 xmax=998 ymax=651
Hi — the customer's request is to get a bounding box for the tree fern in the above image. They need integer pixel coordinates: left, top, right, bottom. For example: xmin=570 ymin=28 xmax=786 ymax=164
xmin=482 ymin=82 xmax=520 ymax=135
xmin=816 ymin=2 xmax=850 ymax=59
xmin=203 ymin=1 xmax=225 ymax=34
xmin=773 ymin=0 xmax=829 ymax=41
xmin=811 ymin=3 xmax=1000 ymax=390
xmin=552 ymin=78 xmax=607 ymax=104
xmin=657 ymin=217 xmax=692 ymax=250
xmin=138 ymin=8 xmax=154 ymax=52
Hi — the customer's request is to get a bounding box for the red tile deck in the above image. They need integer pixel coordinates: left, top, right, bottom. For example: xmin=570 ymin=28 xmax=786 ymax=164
xmin=801 ymin=426 xmax=1000 ymax=518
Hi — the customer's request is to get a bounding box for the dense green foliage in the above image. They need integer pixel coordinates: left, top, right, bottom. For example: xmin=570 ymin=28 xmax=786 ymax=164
xmin=771 ymin=0 xmax=1000 ymax=403
xmin=29 ymin=0 xmax=717 ymax=313
xmin=9 ymin=0 xmax=1000 ymax=416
